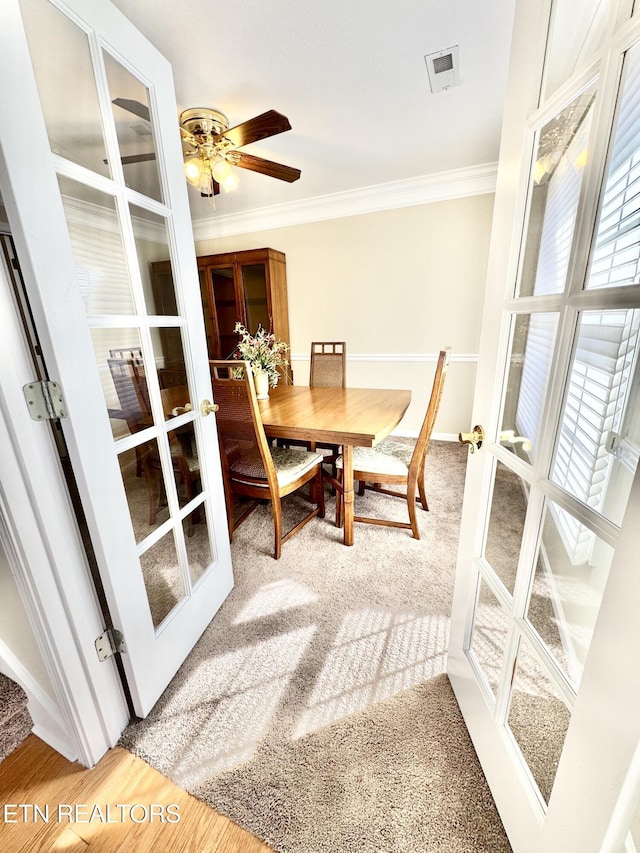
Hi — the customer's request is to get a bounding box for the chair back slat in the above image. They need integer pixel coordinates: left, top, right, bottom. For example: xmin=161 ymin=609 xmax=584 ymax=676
xmin=409 ymin=348 xmax=451 ymax=474
xmin=109 ymin=347 xmax=143 ymax=361
xmin=310 ymin=342 xmax=346 ymax=388
xmin=108 ymin=356 xmax=150 ymax=431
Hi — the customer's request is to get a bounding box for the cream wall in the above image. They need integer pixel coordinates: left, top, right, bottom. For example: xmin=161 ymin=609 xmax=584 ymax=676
xmin=0 ymin=541 xmax=54 ymax=698
xmin=196 ymin=193 xmax=494 ymax=436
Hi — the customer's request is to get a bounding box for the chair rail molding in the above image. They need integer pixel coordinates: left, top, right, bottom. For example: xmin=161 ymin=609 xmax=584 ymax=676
xmin=291 ymin=352 xmax=479 ymax=364
xmin=192 ymin=163 xmax=498 ymax=241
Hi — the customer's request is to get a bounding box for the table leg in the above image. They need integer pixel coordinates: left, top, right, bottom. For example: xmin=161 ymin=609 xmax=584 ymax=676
xmin=342 ymin=444 xmax=354 ymax=546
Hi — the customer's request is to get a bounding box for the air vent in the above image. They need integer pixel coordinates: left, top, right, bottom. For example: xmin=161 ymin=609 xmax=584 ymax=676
xmin=424 ymin=45 xmax=460 ymax=93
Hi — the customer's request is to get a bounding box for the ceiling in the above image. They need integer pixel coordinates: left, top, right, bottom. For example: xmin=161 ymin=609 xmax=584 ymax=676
xmin=110 ymin=0 xmax=517 ymax=223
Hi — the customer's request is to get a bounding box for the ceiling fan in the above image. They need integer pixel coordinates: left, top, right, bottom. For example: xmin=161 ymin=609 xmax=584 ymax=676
xmin=112 ymin=99 xmax=301 ymax=198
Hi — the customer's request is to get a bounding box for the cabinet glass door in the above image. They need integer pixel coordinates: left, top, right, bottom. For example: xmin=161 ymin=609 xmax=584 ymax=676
xmin=210 ymin=266 xmax=238 ymax=358
xmin=241 ymin=263 xmax=270 ymax=332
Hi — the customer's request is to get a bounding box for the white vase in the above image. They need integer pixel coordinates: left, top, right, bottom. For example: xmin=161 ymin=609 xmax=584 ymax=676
xmin=254 ymin=368 xmax=269 ymax=400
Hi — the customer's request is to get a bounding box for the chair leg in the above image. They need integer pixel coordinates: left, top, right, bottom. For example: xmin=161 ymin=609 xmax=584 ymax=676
xmin=314 ymin=468 xmax=326 ymax=518
xmin=272 ymin=494 xmax=283 ymax=559
xmin=335 ymin=470 xmax=344 ymax=528
xmin=358 ymin=480 xmax=366 ymax=496
xmin=417 ymin=477 xmax=429 ymax=512
xmin=407 ymin=484 xmax=420 ymax=539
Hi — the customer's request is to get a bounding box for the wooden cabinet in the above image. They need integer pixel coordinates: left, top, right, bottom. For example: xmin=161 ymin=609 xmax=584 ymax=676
xmin=197 ymin=248 xmax=291 ymax=382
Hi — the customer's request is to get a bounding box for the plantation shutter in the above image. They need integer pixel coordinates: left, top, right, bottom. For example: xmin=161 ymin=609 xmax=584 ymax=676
xmin=515 ymin=313 xmax=558 ymax=460
xmin=517 ymin=46 xmax=640 ymax=562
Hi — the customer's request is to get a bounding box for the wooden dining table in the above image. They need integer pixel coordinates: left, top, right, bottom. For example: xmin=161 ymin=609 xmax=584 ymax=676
xmin=161 ymin=382 xmax=411 ymax=546
xmin=257 ymin=385 xmax=412 ymax=546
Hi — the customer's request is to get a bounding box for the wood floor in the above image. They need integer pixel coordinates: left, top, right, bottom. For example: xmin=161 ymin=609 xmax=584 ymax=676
xmin=0 ymin=735 xmax=273 ymax=852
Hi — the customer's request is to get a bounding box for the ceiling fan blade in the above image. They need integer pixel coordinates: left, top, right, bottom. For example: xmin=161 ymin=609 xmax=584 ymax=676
xmin=112 ymin=97 xmax=151 ymax=122
xmin=232 ymin=152 xmax=301 ymax=183
xmin=216 ymin=110 xmax=292 ymax=149
xmin=102 ymin=152 xmax=156 ymax=166
xmin=120 ymin=152 xmax=156 ymax=165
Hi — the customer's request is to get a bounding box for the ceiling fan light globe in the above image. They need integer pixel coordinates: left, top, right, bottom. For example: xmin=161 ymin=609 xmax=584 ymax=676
xmin=221 ymin=171 xmax=240 ymax=193
xmin=211 ymin=157 xmax=232 ymax=181
xmin=184 ymin=156 xmax=204 ymax=186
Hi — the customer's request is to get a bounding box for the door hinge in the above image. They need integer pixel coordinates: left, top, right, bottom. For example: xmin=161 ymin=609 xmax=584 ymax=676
xmin=23 ymin=380 xmax=67 ymax=421
xmin=95 ymin=628 xmax=127 ymax=662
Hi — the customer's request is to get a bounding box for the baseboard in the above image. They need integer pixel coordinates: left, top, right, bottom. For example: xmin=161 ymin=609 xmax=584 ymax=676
xmin=392 ymin=429 xmax=459 ymax=442
xmin=31 ymin=720 xmax=76 ymax=762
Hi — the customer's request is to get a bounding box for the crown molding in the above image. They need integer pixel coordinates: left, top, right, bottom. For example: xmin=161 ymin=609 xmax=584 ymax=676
xmin=192 ymin=162 xmax=498 ymax=241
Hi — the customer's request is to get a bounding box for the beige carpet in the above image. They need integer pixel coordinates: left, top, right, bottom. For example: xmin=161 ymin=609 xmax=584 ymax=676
xmin=120 ymin=441 xmax=512 ymax=851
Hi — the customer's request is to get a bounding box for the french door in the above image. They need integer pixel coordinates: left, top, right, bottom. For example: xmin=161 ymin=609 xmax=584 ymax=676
xmin=0 ymin=0 xmax=233 ymax=717
xmin=448 ymin=0 xmax=640 ymax=850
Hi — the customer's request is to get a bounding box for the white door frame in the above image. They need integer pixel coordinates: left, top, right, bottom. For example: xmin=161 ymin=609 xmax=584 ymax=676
xmin=0 ymin=240 xmax=129 ymax=768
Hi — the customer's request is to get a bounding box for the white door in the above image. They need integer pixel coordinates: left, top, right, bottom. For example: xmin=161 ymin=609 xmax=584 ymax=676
xmin=0 ymin=0 xmax=233 ymax=716
xmin=448 ymin=0 xmax=640 ymax=850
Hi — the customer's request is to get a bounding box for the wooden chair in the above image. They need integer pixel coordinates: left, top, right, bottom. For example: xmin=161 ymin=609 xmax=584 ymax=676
xmin=108 ymin=357 xmax=200 ymax=526
xmin=310 ymin=341 xmax=346 ymax=387
xmin=109 ymin=346 xmax=143 ymax=361
xmin=108 ymin=356 xmax=152 ymax=478
xmin=211 ymin=359 xmax=325 ymax=559
xmin=336 ymin=348 xmax=450 ymax=539
xmin=280 ymin=342 xmax=347 ymax=483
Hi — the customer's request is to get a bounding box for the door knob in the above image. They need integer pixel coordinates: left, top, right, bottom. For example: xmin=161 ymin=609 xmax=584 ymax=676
xmin=499 ymin=429 xmax=532 ymax=452
xmin=458 ymin=424 xmax=485 ymax=453
xmin=200 ymin=399 xmax=219 ymax=416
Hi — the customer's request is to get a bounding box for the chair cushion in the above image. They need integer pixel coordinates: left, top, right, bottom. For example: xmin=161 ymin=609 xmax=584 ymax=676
xmin=270 ymin=447 xmax=324 ymax=487
xmin=336 ymin=439 xmax=414 ymax=477
xmin=170 ymin=444 xmax=199 ymax=473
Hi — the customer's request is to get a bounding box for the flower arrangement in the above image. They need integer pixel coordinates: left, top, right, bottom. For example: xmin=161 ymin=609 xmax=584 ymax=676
xmin=233 ymin=322 xmax=290 ymax=387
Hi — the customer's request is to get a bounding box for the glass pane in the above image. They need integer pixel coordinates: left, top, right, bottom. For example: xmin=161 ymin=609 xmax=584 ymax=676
xmin=211 ymin=268 xmax=239 ymax=358
xmin=527 ymin=500 xmax=614 ymax=690
xmin=19 ymin=0 xmax=110 ymax=176
xmin=518 ymin=87 xmax=596 ymax=297
xmin=183 ymin=509 xmax=213 ymax=585
xmin=90 ymin=328 xmax=149 ymax=440
xmin=242 ymin=264 xmax=269 ymax=332
xmin=470 ymin=577 xmax=510 ymax=696
xmin=139 ymin=531 xmax=186 ymax=629
xmin=542 ymin=0 xmax=616 ymax=99
xmin=200 ymin=268 xmax=217 ymax=358
xmin=501 ymin=313 xmax=559 ymax=460
xmin=58 ymin=176 xmax=135 ymax=315
xmin=168 ymin=423 xmax=201 ymax=507
xmin=104 ymin=52 xmax=163 ymax=202
xmin=152 ymin=329 xmax=190 ymax=419
xmin=507 ymin=637 xmax=571 ymax=803
xmin=119 ymin=441 xmax=169 ymax=543
xmin=585 ymin=44 xmax=640 ymax=290
xmin=484 ymin=461 xmax=529 ymax=596
xmin=551 ymin=309 xmax=640 ymax=525
xmin=130 ymin=206 xmax=176 ymax=315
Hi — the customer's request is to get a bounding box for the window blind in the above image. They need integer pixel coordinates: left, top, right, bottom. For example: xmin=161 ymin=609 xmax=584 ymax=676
xmin=532 ymin=116 xmax=592 ymax=296
xmin=515 ymin=313 xmax=559 ymax=460
xmin=551 ymin=310 xmax=640 ymax=561
xmin=588 ymin=43 xmax=640 ymax=290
